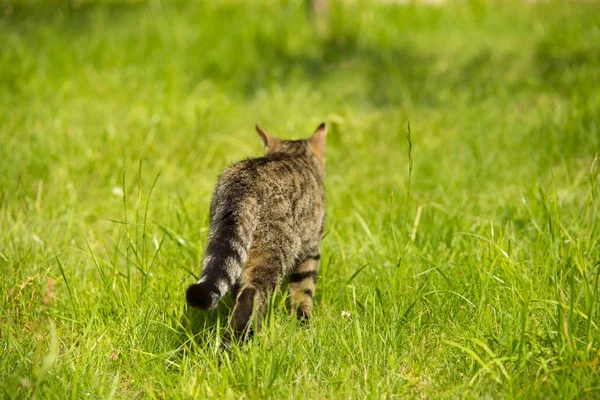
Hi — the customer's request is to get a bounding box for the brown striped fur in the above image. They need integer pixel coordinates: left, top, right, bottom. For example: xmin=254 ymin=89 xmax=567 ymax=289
xmin=186 ymin=123 xmax=327 ymax=340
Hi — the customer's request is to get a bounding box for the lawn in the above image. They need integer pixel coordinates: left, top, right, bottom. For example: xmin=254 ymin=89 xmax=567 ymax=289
xmin=1 ymin=0 xmax=599 ymax=398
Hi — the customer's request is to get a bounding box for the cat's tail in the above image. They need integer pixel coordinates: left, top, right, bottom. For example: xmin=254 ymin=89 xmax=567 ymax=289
xmin=186 ymin=197 xmax=258 ymax=310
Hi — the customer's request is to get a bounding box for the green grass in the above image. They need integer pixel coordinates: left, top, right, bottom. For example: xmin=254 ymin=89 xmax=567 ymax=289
xmin=1 ymin=0 xmax=599 ymax=398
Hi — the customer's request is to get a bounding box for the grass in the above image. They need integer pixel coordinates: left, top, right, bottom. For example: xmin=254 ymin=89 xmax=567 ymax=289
xmin=1 ymin=0 xmax=599 ymax=398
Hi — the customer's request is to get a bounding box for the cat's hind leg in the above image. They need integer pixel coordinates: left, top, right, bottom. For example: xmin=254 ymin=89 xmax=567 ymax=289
xmin=227 ymin=247 xmax=285 ymax=341
xmin=289 ymin=252 xmax=320 ymax=321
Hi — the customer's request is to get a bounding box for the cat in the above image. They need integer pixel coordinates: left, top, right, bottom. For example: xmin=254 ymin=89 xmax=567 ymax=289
xmin=186 ymin=123 xmax=327 ymax=340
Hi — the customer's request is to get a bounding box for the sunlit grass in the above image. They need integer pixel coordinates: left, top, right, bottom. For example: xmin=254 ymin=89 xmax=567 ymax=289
xmin=1 ymin=0 xmax=599 ymax=398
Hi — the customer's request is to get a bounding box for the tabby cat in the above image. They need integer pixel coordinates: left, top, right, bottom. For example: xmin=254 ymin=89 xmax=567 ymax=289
xmin=186 ymin=123 xmax=327 ymax=340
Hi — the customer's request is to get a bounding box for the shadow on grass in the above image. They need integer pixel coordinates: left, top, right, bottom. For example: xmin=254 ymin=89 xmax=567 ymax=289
xmin=179 ymin=297 xmax=234 ymax=343
xmin=0 ymin=0 xmax=146 ymax=26
xmin=246 ymin=31 xmax=438 ymax=107
xmin=2 ymin=0 xmax=528 ymax=109
xmin=533 ymin=5 xmax=600 ymax=93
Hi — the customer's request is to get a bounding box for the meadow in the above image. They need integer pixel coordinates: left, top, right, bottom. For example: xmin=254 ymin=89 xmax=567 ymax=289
xmin=1 ymin=0 xmax=599 ymax=398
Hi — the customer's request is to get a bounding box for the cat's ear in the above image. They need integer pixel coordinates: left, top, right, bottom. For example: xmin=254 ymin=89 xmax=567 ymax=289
xmin=309 ymin=123 xmax=327 ymax=165
xmin=255 ymin=124 xmax=280 ymax=153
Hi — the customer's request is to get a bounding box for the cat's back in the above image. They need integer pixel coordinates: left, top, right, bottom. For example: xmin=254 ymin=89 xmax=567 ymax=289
xmin=212 ymin=153 xmax=323 ymax=242
xmin=218 ymin=153 xmax=323 ymax=199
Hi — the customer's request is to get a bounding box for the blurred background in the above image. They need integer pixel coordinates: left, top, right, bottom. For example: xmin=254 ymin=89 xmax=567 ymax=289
xmin=1 ymin=0 xmax=598 ymax=202
xmin=2 ymin=0 xmax=599 ymax=193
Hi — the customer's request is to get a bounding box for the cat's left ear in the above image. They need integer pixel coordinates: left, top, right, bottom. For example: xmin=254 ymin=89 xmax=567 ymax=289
xmin=256 ymin=125 xmax=280 ymax=153
xmin=309 ymin=123 xmax=327 ymax=164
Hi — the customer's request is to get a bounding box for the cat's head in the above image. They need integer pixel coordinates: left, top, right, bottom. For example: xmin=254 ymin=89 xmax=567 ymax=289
xmin=255 ymin=123 xmax=327 ymax=169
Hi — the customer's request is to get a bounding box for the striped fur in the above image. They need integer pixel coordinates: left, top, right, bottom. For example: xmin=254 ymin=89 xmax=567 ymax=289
xmin=186 ymin=123 xmax=327 ymax=340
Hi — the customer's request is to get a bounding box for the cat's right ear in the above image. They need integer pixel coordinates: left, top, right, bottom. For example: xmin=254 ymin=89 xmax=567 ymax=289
xmin=309 ymin=122 xmax=327 ymax=166
xmin=255 ymin=125 xmax=280 ymax=154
